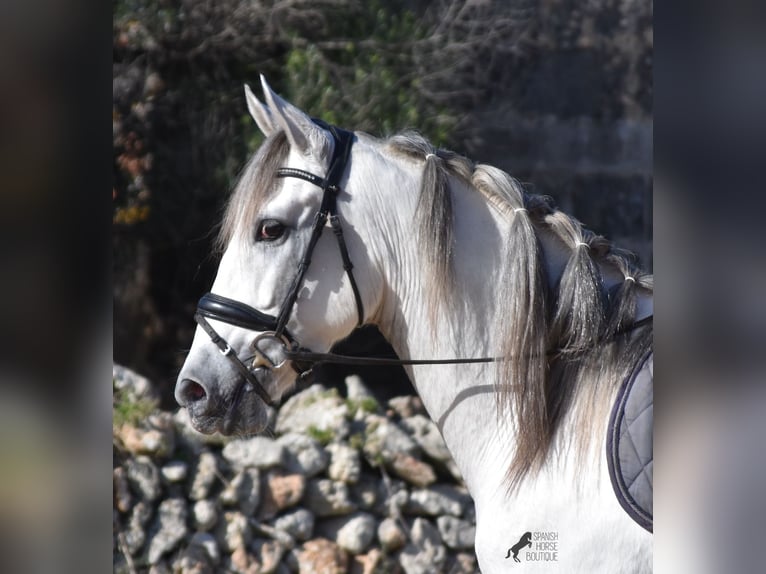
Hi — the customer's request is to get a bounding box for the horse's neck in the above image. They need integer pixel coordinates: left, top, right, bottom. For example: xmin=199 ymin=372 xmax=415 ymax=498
xmin=361 ymin=162 xmax=514 ymax=493
xmin=355 ymin=142 xmax=652 ymax=495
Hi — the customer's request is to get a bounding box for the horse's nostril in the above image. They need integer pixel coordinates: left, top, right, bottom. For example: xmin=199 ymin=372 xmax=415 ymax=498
xmin=177 ymin=378 xmax=207 ymax=406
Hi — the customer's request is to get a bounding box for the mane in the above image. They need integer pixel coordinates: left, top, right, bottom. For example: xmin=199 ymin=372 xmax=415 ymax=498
xmin=217 ymin=130 xmax=289 ymax=250
xmin=385 ymin=131 xmax=654 ymax=488
xmin=385 ymin=132 xmax=473 ymax=320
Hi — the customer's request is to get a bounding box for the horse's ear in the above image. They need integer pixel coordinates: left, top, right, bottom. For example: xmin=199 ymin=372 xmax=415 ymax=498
xmin=244 ymin=84 xmax=275 ymax=136
xmin=259 ymin=74 xmax=331 ymax=159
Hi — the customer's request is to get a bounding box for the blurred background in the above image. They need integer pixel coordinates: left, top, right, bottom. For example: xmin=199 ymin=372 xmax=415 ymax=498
xmin=112 ymin=0 xmax=653 ymax=406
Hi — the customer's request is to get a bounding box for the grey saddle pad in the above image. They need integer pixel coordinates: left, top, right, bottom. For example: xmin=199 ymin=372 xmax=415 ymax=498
xmin=607 ymin=350 xmax=653 ymax=532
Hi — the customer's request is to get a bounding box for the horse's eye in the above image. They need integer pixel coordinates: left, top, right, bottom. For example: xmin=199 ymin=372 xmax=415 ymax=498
xmin=256 ymin=219 xmax=286 ymax=242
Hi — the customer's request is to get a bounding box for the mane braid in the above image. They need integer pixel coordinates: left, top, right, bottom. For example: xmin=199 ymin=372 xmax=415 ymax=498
xmin=604 ymin=253 xmax=652 ymax=339
xmin=473 ymin=165 xmax=553 ymax=487
xmin=386 ymin=133 xmax=473 ymax=323
xmin=547 ymin=215 xmax=608 ymax=356
xmin=417 ymin=153 xmax=454 ymax=321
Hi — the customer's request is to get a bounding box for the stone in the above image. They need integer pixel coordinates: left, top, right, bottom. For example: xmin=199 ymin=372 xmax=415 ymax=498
xmin=124 ymin=500 xmax=153 ymax=555
xmin=387 ymin=396 xmax=425 ymax=418
xmin=304 ymin=479 xmax=357 ymax=517
xmin=258 ymin=471 xmax=306 ymax=520
xmin=189 ymin=451 xmax=218 ymax=501
xmin=350 ymin=548 xmax=396 ymax=574
xmin=117 ymin=412 xmax=176 ymax=458
xmin=193 ymin=499 xmax=219 ymax=531
xmin=148 ymin=562 xmax=171 ymax=574
xmin=344 ymin=375 xmax=374 ymax=401
xmin=399 ymin=415 xmax=452 ymax=463
xmin=436 ymin=516 xmax=476 ymax=550
xmin=296 ymin=538 xmax=348 ymax=574
xmin=113 ymin=363 xmax=158 ymax=403
xmin=445 ymin=552 xmax=478 ymax=573
xmin=404 ymin=486 xmax=464 ymax=517
xmin=399 ymin=518 xmax=446 ymax=574
xmin=277 ymin=433 xmax=330 ymax=478
xmin=220 ymin=468 xmax=261 ymax=516
xmin=410 ymin=517 xmax=444 ymax=550
xmin=377 ymin=517 xmax=407 ymax=552
xmin=335 ymin=513 xmax=377 ymax=555
xmin=190 ymin=532 xmax=220 ymax=565
xmin=272 ymin=508 xmax=315 ymax=542
xmin=446 ymin=461 xmax=464 ymax=483
xmin=327 ymin=443 xmax=362 ymax=484
xmin=218 ymin=511 xmax=252 ymax=553
xmin=146 ymin=498 xmax=188 ymax=564
xmin=252 ymin=522 xmax=296 ymax=550
xmin=349 ymin=475 xmax=378 ymax=510
xmin=363 ymin=416 xmax=419 ymax=463
xmin=275 ymin=385 xmax=350 ymax=440
xmin=126 ymin=455 xmax=162 ymax=502
xmin=230 ymin=545 xmax=259 ymax=574
xmin=388 ymin=453 xmax=436 ymax=488
xmin=222 ymin=436 xmax=286 ymax=470
xmin=113 ymin=466 xmax=132 ymax=513
xmin=161 ymin=460 xmax=188 ymax=483
xmin=397 ymin=415 xmax=464 ymax=482
xmin=173 ymin=542 xmax=214 ymax=574
xmin=252 ymin=539 xmax=286 ymax=574
xmin=283 ymin=548 xmax=301 ymax=573
xmin=374 ymin=479 xmax=409 ymax=516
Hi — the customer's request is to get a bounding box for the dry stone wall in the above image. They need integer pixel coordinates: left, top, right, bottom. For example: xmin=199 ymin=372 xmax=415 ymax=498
xmin=113 ymin=365 xmax=479 ymax=573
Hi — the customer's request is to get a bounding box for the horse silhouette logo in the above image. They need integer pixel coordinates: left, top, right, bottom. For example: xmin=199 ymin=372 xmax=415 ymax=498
xmin=505 ymin=531 xmax=533 ymax=562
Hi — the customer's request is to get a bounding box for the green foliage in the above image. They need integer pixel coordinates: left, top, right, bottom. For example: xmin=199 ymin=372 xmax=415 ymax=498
xmin=306 ymin=425 xmax=335 ymax=445
xmin=282 ymin=1 xmax=455 ymax=143
xmin=348 ymin=432 xmax=364 ymax=451
xmin=346 ymin=396 xmax=380 ymax=418
xmin=113 ymin=383 xmax=158 ymax=429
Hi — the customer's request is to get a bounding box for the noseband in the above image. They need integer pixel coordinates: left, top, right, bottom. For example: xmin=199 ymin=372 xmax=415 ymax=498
xmin=193 ymin=120 xmax=364 ymax=420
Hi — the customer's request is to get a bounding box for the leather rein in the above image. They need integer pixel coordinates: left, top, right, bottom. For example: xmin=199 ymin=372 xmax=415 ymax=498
xmin=193 ymin=120 xmax=653 ymax=416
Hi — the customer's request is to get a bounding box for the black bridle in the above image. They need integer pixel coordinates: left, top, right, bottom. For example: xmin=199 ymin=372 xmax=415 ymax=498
xmin=193 ymin=120 xmax=364 ymax=418
xmin=193 ymin=119 xmax=654 ymax=425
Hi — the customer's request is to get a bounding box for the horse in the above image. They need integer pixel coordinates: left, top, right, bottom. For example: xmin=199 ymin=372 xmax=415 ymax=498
xmin=175 ymin=76 xmax=653 ymax=572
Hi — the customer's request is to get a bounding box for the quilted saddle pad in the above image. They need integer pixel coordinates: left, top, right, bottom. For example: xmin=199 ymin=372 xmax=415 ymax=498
xmin=607 ymin=350 xmax=653 ymax=532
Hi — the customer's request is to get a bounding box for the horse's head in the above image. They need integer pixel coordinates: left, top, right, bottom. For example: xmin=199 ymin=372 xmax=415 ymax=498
xmin=175 ymin=76 xmax=382 ymax=435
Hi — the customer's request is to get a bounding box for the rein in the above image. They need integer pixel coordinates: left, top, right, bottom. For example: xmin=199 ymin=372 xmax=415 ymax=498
xmin=193 ymin=119 xmax=653 ymax=424
xmin=282 ymin=315 xmax=654 ymax=369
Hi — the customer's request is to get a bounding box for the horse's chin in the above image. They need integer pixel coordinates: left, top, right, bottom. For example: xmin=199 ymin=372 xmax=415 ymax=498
xmin=186 ymin=392 xmax=271 ymax=437
xmin=187 ymin=411 xmax=269 ymax=437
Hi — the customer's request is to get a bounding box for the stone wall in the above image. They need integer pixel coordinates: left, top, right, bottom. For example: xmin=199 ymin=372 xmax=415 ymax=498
xmin=114 ymin=365 xmax=478 ymax=573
